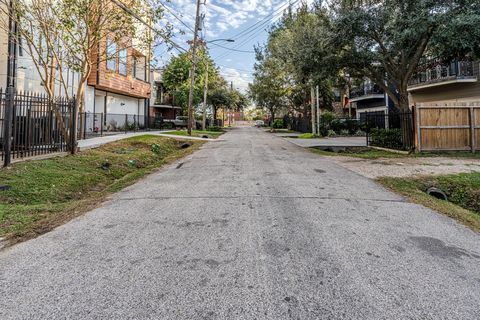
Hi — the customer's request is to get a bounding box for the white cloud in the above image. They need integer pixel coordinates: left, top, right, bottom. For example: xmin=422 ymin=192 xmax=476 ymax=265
xmin=220 ymin=67 xmax=253 ymax=93
xmin=163 ymin=0 xmax=286 ymax=40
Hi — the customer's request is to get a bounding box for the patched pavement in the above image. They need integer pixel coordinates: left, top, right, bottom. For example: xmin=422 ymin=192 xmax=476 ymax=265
xmin=0 ymin=127 xmax=479 ymax=319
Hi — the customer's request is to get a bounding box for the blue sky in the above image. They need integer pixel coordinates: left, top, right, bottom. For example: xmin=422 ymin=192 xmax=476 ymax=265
xmin=155 ymin=0 xmax=311 ymax=92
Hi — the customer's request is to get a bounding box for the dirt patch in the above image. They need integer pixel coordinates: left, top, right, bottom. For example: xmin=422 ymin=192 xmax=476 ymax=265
xmin=330 ymin=156 xmax=480 ymax=179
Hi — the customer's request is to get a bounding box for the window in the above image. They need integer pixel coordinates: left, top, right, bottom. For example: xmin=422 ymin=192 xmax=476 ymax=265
xmin=18 ymin=37 xmax=23 ymax=57
xmin=119 ymin=48 xmax=127 ymax=75
xmin=132 ymin=56 xmax=137 ymax=78
xmin=134 ymin=56 xmax=146 ymax=81
xmin=106 ymin=40 xmax=117 ymax=71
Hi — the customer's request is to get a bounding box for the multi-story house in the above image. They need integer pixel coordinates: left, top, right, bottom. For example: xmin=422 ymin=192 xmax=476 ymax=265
xmin=408 ymin=58 xmax=480 ymax=106
xmin=149 ymin=68 xmax=181 ymax=123
xmin=0 ymin=10 xmax=152 ymax=134
xmin=348 ymin=79 xmax=396 ymax=122
xmin=86 ymin=37 xmax=151 ymax=130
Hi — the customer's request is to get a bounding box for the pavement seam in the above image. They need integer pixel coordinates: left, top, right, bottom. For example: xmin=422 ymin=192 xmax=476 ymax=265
xmin=114 ymin=195 xmax=405 ymax=203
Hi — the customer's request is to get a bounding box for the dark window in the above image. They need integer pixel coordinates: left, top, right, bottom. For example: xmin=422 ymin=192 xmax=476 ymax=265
xmin=18 ymin=37 xmax=23 ymax=57
xmin=132 ymin=56 xmax=137 ymax=78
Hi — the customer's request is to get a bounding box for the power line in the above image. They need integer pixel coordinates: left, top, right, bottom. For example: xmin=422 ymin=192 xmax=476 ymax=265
xmin=210 ymin=42 xmax=254 ymax=53
xmin=110 ymin=0 xmax=188 ymax=53
xmin=158 ymin=2 xmax=195 ymax=34
xmin=213 ymin=0 xmax=299 ymax=60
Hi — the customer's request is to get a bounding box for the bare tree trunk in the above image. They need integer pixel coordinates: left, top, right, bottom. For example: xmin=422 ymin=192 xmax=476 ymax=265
xmin=72 ymin=81 xmax=86 ymax=154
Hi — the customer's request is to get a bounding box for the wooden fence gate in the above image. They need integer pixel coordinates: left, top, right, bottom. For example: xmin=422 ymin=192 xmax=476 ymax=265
xmin=415 ymin=104 xmax=480 ymax=152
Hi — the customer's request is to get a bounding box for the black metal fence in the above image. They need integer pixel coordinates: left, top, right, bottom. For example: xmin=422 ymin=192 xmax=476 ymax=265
xmin=79 ymin=112 xmax=148 ymax=139
xmin=284 ymin=115 xmax=312 ymax=133
xmin=1 ymin=88 xmax=76 ymax=166
xmin=365 ymin=111 xmax=414 ymax=151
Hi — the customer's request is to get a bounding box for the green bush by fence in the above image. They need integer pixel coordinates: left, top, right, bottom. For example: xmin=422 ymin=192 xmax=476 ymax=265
xmin=369 ymin=128 xmax=403 ymax=149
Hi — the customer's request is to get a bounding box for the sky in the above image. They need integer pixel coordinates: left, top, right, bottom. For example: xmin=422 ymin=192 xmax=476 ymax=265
xmin=154 ymin=0 xmax=313 ymax=93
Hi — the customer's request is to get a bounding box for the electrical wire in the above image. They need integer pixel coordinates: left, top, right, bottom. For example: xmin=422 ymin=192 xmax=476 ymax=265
xmin=213 ymin=0 xmax=300 ymax=60
xmin=209 ymin=42 xmax=254 ymax=53
xmin=109 ymin=0 xmax=188 ymax=53
xmin=158 ymin=2 xmax=195 ymax=34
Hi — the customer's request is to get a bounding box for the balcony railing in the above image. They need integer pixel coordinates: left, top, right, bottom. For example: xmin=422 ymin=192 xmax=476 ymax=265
xmin=408 ymin=59 xmax=478 ymax=87
xmin=349 ymin=84 xmax=384 ymax=99
xmin=154 ymin=97 xmax=174 ymax=105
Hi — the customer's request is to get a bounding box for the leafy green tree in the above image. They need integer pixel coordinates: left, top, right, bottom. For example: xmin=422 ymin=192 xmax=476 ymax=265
xmin=249 ymin=50 xmax=289 ymax=125
xmin=331 ymin=0 xmax=480 ymax=111
xmin=207 ymin=87 xmax=231 ymax=120
xmin=163 ymin=49 xmax=222 ymax=113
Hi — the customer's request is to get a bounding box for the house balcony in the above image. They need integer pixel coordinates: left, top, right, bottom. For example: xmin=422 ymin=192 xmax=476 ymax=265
xmin=349 ymin=84 xmax=385 ymax=102
xmin=408 ymin=59 xmax=479 ymax=91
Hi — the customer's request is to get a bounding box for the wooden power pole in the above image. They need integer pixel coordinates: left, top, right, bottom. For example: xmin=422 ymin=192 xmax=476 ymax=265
xmin=187 ymin=0 xmax=202 ymax=135
xmin=202 ymin=63 xmax=208 ymax=131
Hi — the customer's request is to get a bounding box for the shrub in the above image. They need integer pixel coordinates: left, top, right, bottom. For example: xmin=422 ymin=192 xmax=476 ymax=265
xmin=207 ymin=125 xmax=223 ymax=132
xmin=272 ymin=119 xmax=285 ymax=129
xmin=355 ymin=130 xmax=366 ymax=137
xmin=339 ymin=129 xmax=350 ymax=136
xmin=327 ymin=130 xmax=337 ymax=137
xmin=344 ymin=119 xmax=361 ymax=134
xmin=369 ymin=128 xmax=403 ymax=150
xmin=320 ymin=111 xmax=336 ymax=126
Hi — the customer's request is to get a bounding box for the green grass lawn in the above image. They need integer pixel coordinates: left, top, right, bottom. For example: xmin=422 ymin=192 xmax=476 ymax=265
xmin=310 ymin=147 xmax=480 ymax=160
xmin=379 ymin=172 xmax=480 ymax=232
xmin=164 ymin=130 xmax=224 ymax=139
xmin=0 ymin=135 xmax=204 ymax=244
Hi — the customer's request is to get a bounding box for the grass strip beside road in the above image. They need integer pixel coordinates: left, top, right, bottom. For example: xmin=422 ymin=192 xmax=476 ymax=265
xmin=164 ymin=130 xmax=224 ymax=139
xmin=311 ymin=147 xmax=480 ymax=160
xmin=379 ymin=173 xmax=480 ymax=232
xmin=0 ymin=135 xmax=204 ymax=244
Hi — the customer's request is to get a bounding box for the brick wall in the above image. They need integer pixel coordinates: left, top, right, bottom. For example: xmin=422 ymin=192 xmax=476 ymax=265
xmin=88 ymin=41 xmax=151 ymax=99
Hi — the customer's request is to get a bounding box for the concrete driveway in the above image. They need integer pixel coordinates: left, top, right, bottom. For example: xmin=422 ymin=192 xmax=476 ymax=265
xmin=285 ymin=136 xmax=367 ymax=148
xmin=0 ymin=127 xmax=479 ymax=319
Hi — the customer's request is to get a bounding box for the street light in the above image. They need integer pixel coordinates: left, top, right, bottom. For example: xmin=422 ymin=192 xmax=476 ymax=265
xmin=207 ymin=39 xmax=235 ymax=43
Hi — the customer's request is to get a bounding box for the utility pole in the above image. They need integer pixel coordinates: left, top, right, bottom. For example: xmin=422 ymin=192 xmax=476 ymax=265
xmin=187 ymin=0 xmax=203 ymax=136
xmin=316 ymin=85 xmax=320 ymax=136
xmin=202 ymin=63 xmax=208 ymax=130
xmin=310 ymin=85 xmax=316 ymax=135
xmin=229 ymin=81 xmax=233 ymax=126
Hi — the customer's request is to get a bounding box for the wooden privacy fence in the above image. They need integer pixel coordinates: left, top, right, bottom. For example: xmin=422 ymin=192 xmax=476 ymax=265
xmin=415 ymin=103 xmax=480 ymax=152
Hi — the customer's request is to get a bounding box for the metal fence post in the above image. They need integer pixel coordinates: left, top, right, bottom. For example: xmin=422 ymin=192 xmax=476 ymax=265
xmin=125 ymin=114 xmax=128 ymax=134
xmin=3 ymin=87 xmax=14 ymax=167
xmin=70 ymin=97 xmax=78 ymax=154
xmin=83 ymin=112 xmax=86 ymax=140
xmin=470 ymin=107 xmax=476 ymax=153
xmin=134 ymin=115 xmax=137 ymax=132
xmin=101 ymin=113 xmax=104 ymax=136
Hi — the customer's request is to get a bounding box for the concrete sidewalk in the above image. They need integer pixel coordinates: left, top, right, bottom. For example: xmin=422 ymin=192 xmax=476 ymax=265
xmin=78 ymin=131 xmax=218 ymax=151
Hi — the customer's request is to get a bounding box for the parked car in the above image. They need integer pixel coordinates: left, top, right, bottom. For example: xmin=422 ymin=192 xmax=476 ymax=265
xmin=163 ymin=116 xmax=202 ymax=129
xmin=255 ymin=120 xmax=265 ymax=127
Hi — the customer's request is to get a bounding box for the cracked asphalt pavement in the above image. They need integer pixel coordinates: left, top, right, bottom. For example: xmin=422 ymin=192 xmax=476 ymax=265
xmin=1 ymin=126 xmax=479 ymax=319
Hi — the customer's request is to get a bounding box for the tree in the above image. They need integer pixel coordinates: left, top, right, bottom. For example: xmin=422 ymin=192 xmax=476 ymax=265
xmin=0 ymin=0 xmax=166 ymax=147
xmin=249 ymin=50 xmax=288 ymax=125
xmin=207 ymin=87 xmax=231 ymax=121
xmin=331 ymin=0 xmax=480 ymax=112
xmin=163 ymin=48 xmax=222 ymax=114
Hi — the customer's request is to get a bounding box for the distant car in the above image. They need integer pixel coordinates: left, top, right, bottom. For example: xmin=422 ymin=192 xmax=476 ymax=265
xmin=163 ymin=116 xmax=201 ymax=129
xmin=255 ymin=120 xmax=264 ymax=127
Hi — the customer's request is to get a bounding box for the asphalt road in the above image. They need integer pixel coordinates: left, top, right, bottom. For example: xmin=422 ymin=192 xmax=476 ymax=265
xmin=1 ymin=127 xmax=480 ymax=319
